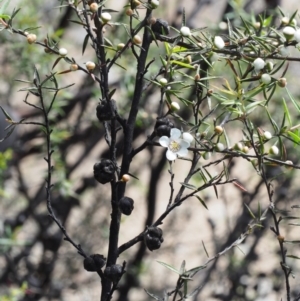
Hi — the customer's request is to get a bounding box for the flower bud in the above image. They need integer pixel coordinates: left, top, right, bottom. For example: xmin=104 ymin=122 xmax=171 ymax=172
xmin=159 ymin=78 xmax=168 ymax=86
xmin=263 ymin=131 xmax=272 ymax=140
xmin=277 ymin=235 xmax=285 ymax=243
xmin=214 ymin=36 xmax=225 ymax=50
xmin=27 ymin=33 xmax=37 ymax=44
xmin=215 ymin=143 xmax=225 ymax=151
xmin=261 ymin=73 xmax=271 ymax=84
xmin=150 ymin=0 xmax=159 ymax=9
xmin=170 ymin=102 xmax=180 ymax=112
xmin=203 ymin=152 xmax=211 ymax=160
xmin=281 ymin=17 xmax=290 ymax=26
xmin=132 ymin=0 xmax=141 ymax=8
xmin=183 ymin=132 xmax=194 ymax=143
xmin=58 ymin=48 xmax=68 ymax=57
xmin=242 ymin=146 xmax=249 ymax=153
xmin=234 ymin=142 xmax=244 ymax=151
xmin=144 ymin=227 xmax=164 ymax=251
xmin=265 ymin=61 xmax=274 ymax=72
xmin=194 ymin=74 xmax=200 ymax=81
xmin=180 ymin=26 xmax=191 ymax=37
xmin=90 ymin=3 xmax=98 ymax=13
xmin=253 ymin=58 xmax=265 ymax=72
xmin=121 ymin=174 xmax=130 ymax=182
xmin=86 ymin=61 xmax=96 ymax=71
xmin=70 ymin=64 xmax=78 ymax=71
xmin=284 ymin=160 xmax=293 ymax=170
xmin=269 ymin=145 xmax=279 ymax=155
xmin=283 ymin=26 xmax=295 ymax=41
xmin=94 ymin=159 xmax=116 ymax=184
xmin=119 ymin=197 xmax=134 ymax=215
xmin=214 ymin=125 xmax=224 ymax=135
xmin=126 ymin=8 xmax=134 ymax=16
xmin=277 ymin=78 xmax=287 ymax=88
xmin=101 ymin=12 xmax=112 ymax=23
xmin=133 ymin=35 xmax=142 ymax=45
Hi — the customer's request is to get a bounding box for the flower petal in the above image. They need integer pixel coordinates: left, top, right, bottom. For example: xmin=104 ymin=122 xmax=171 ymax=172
xmin=166 ymin=149 xmax=177 ymax=161
xmin=183 ymin=132 xmax=194 ymax=143
xmin=177 ymin=147 xmax=188 ymax=157
xmin=170 ymin=128 xmax=181 ymax=139
xmin=180 ymin=140 xmax=190 ymax=149
xmin=159 ymin=136 xmax=170 ymax=147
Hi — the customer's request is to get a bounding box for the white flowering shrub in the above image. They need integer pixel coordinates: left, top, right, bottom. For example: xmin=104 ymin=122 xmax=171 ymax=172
xmin=1 ymin=1 xmax=300 ymax=300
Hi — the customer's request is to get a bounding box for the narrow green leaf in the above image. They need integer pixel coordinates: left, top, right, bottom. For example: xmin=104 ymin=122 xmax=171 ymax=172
xmin=0 ymin=105 xmax=12 ymax=121
xmin=287 ymin=131 xmax=300 ymax=144
xmin=244 ymin=203 xmax=256 ymax=219
xmin=82 ymin=34 xmax=89 ymax=55
xmin=195 ymin=195 xmax=208 ymax=210
xmin=156 ymin=261 xmax=180 ymax=274
xmin=202 ymin=240 xmax=209 ymax=257
xmin=286 ymin=87 xmax=300 ymax=113
xmin=286 ymin=255 xmax=300 ymax=260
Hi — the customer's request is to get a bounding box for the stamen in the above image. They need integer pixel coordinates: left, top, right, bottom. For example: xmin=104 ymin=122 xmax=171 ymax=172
xmin=169 ymin=140 xmax=181 ymax=152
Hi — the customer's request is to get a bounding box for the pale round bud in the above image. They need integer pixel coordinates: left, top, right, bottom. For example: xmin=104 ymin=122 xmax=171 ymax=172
xmin=284 ymin=160 xmax=293 ymax=170
xmin=121 ymin=174 xmax=130 ymax=182
xmin=170 ymin=102 xmax=180 ymax=111
xmin=277 ymin=77 xmax=287 ymax=88
xmin=150 ymin=0 xmax=159 ymax=9
xmin=203 ymin=152 xmax=211 ymax=160
xmin=86 ymin=61 xmax=96 ymax=71
xmin=234 ymin=142 xmax=243 ymax=151
xmin=269 ymin=145 xmax=279 ymax=155
xmin=194 ymin=74 xmax=200 ymax=81
xmin=261 ymin=73 xmax=271 ymax=84
xmin=70 ymin=64 xmax=78 ymax=71
xmin=216 ymin=143 xmax=225 ymax=151
xmin=281 ymin=17 xmax=290 ymax=26
xmin=183 ymin=132 xmax=194 ymax=143
xmin=242 ymin=146 xmax=249 ymax=153
xmin=159 ymin=78 xmax=168 ymax=86
xmin=184 ymin=55 xmax=192 ymax=64
xmin=58 ymin=48 xmax=68 ymax=56
xmin=148 ymin=17 xmax=157 ymax=25
xmin=277 ymin=235 xmax=285 ymax=243
xmin=27 ymin=33 xmax=37 ymax=44
xmin=214 ymin=36 xmax=225 ymax=49
xmin=126 ymin=8 xmax=134 ymax=16
xmin=90 ymin=3 xmax=99 ymax=13
xmin=133 ymin=0 xmax=141 ymax=7
xmin=214 ymin=126 xmax=224 ymax=135
xmin=283 ymin=26 xmax=296 ymax=41
xmin=253 ymin=22 xmax=261 ymax=30
xmin=253 ymin=58 xmax=265 ymax=71
xmin=117 ymin=43 xmax=125 ymax=50
xmin=263 ymin=131 xmax=272 ymax=140
xmin=265 ymin=61 xmax=274 ymax=72
xmin=101 ymin=12 xmax=112 ymax=23
xmin=180 ymin=26 xmax=191 ymax=37
xmin=133 ymin=35 xmax=142 ymax=45
xmin=207 ymin=89 xmax=213 ymax=96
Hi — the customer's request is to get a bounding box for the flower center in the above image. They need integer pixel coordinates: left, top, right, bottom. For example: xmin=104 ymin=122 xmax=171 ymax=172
xmin=169 ymin=140 xmax=181 ymax=153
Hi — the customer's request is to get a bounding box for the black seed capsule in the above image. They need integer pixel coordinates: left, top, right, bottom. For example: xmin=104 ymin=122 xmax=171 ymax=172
xmin=119 ymin=197 xmax=134 ymax=215
xmin=93 ymin=159 xmax=116 ymax=184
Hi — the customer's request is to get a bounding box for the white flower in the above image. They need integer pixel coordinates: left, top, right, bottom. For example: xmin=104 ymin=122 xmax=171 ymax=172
xmin=101 ymin=12 xmax=112 ymax=23
xmin=180 ymin=26 xmax=191 ymax=37
xmin=253 ymin=58 xmax=265 ymax=71
xmin=294 ymin=29 xmax=300 ymax=42
xmin=214 ymin=36 xmax=225 ymax=49
xmin=171 ymin=102 xmax=180 ymax=111
xmin=159 ymin=128 xmax=191 ymax=161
